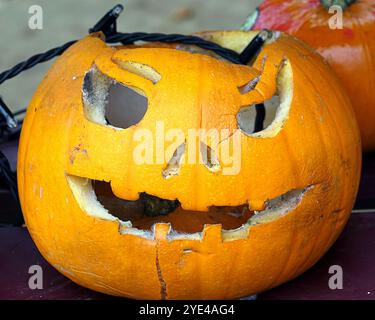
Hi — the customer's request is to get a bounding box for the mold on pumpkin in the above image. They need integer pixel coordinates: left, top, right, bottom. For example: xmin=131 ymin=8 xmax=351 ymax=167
xmin=18 ymin=30 xmax=361 ymax=299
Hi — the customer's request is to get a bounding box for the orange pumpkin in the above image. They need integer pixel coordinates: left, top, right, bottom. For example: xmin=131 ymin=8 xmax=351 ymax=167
xmin=245 ymin=0 xmax=375 ymax=151
xmin=18 ymin=30 xmax=361 ymax=299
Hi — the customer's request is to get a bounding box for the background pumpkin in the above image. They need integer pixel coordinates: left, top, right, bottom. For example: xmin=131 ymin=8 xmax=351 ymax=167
xmin=245 ymin=0 xmax=375 ymax=151
xmin=18 ymin=30 xmax=361 ymax=299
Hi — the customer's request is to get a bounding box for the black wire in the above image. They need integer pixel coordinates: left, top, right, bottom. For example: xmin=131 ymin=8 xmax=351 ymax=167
xmin=253 ymin=103 xmax=266 ymax=133
xmin=107 ymin=32 xmax=242 ymax=64
xmin=14 ymin=108 xmax=27 ymax=116
xmin=0 ymin=33 xmax=246 ymax=86
xmin=239 ymin=30 xmax=269 ymax=64
xmin=0 ymin=41 xmax=77 ymax=86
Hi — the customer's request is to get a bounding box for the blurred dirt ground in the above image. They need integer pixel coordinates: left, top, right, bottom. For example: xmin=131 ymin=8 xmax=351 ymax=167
xmin=0 ymin=0 xmax=261 ymax=112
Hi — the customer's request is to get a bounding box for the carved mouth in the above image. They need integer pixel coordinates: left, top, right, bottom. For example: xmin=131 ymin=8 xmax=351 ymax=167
xmin=66 ymin=174 xmax=312 ymax=240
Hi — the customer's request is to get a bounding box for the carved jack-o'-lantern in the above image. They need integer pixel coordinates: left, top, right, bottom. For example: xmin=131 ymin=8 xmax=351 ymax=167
xmin=18 ymin=30 xmax=361 ymax=299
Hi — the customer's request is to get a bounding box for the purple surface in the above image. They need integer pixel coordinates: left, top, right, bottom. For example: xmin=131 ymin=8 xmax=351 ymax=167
xmin=0 ymin=226 xmax=111 ymax=300
xmin=260 ymin=213 xmax=375 ymax=300
xmin=0 ymin=213 xmax=374 ymax=300
xmin=356 ymin=152 xmax=375 ymax=208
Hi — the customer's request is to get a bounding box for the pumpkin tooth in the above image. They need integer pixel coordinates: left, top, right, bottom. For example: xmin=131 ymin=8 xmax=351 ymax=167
xmin=202 ymin=224 xmax=223 ymax=241
xmin=153 ymin=223 xmax=172 ymax=240
xmin=248 ymin=200 xmax=266 ymax=211
xmin=118 ymin=221 xmax=132 ymax=234
xmin=222 ymin=224 xmax=250 ymax=242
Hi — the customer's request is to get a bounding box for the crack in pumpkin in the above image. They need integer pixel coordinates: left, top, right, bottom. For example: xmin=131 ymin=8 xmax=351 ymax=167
xmin=155 ymin=241 xmax=167 ymax=300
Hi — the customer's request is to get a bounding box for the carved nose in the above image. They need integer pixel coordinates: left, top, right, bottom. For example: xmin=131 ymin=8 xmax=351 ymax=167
xmin=199 ymin=142 xmax=221 ymax=173
xmin=162 ymin=141 xmax=221 ymax=179
xmin=162 ymin=143 xmax=185 ymax=179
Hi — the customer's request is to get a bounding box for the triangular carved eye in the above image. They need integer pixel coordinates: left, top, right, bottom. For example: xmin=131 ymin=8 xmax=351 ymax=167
xmin=236 ymin=59 xmax=293 ymax=138
xmin=82 ymin=65 xmax=148 ymax=129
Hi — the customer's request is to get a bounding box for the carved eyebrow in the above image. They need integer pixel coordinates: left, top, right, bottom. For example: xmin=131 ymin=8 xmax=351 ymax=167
xmin=112 ymin=59 xmax=161 ymax=84
xmin=238 ymin=55 xmax=267 ymax=94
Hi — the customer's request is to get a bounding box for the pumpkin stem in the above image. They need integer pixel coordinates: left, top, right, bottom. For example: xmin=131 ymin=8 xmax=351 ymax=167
xmin=320 ymin=0 xmax=356 ymax=10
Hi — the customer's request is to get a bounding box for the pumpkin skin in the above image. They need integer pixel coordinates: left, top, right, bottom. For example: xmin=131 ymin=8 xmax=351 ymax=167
xmin=18 ymin=30 xmax=361 ymax=299
xmin=248 ymin=0 xmax=375 ymax=151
